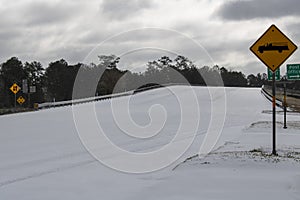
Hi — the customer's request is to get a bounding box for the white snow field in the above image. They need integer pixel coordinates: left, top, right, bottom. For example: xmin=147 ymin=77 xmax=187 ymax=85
xmin=0 ymin=86 xmax=300 ymax=200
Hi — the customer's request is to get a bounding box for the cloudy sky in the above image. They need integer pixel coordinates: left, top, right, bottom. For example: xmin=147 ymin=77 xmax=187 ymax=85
xmin=1 ymin=0 xmax=300 ymax=75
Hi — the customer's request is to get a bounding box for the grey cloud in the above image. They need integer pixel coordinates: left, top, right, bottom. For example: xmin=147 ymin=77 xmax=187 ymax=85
xmin=0 ymin=41 xmax=17 ymax=62
xmin=100 ymin=0 xmax=155 ymax=20
xmin=287 ymin=22 xmax=300 ymax=39
xmin=0 ymin=1 xmax=92 ymax=64
xmin=0 ymin=32 xmax=40 ymax=63
xmin=22 ymin=2 xmax=79 ymax=26
xmin=239 ymin=61 xmax=264 ymax=76
xmin=79 ymin=31 xmax=108 ymax=45
xmin=109 ymin=28 xmax=178 ymax=44
xmin=0 ymin=29 xmax=22 ymax=41
xmin=44 ymin=45 xmax=92 ymax=65
xmin=118 ymin=49 xmax=177 ymax=72
xmin=216 ymin=0 xmax=300 ymax=21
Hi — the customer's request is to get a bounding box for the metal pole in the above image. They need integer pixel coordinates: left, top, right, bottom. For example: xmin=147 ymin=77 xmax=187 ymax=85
xmin=28 ymin=93 xmax=31 ymax=108
xmin=283 ymin=83 xmax=287 ymax=129
xmin=14 ymin=93 xmax=16 ymax=108
xmin=272 ymin=72 xmax=277 ymax=155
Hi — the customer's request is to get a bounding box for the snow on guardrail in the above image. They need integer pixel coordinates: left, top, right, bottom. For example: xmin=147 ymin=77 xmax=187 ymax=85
xmin=37 ymin=91 xmax=134 ymax=109
xmin=37 ymin=84 xmax=165 ymax=109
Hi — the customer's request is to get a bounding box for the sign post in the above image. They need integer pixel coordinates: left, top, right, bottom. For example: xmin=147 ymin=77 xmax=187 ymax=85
xmin=28 ymin=86 xmax=36 ymax=108
xmin=284 ymin=63 xmax=300 ymax=128
xmin=250 ymin=24 xmax=297 ymax=155
xmin=272 ymin=72 xmax=276 ymax=155
xmin=283 ymin=82 xmax=287 ymax=129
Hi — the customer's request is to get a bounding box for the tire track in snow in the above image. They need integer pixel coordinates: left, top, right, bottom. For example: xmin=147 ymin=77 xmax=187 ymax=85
xmin=0 ymin=150 xmax=89 ymax=171
xmin=0 ymin=159 xmax=95 ymax=188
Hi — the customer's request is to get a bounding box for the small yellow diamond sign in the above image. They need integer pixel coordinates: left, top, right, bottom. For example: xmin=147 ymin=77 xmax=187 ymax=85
xmin=10 ymin=83 xmax=21 ymax=94
xmin=17 ymin=96 xmax=26 ymax=105
xmin=250 ymin=24 xmax=297 ymax=72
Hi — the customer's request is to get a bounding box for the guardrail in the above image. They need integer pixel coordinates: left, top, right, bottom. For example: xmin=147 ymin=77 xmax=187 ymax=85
xmin=37 ymin=84 xmax=166 ymax=109
xmin=261 ymin=85 xmax=283 ymax=108
xmin=41 ymin=84 xmax=271 ymax=110
xmin=263 ymin=85 xmax=300 ymax=99
xmin=38 ymin=91 xmax=134 ymax=109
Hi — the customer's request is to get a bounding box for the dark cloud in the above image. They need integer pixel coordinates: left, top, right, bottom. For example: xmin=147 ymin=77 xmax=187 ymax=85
xmin=0 ymin=1 xmax=90 ymax=64
xmin=216 ymin=0 xmax=300 ymax=21
xmin=100 ymin=0 xmax=155 ymax=20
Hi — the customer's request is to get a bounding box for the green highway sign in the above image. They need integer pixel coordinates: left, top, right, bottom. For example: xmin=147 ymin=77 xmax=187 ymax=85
xmin=268 ymin=68 xmax=280 ymax=81
xmin=287 ymin=64 xmax=300 ymax=80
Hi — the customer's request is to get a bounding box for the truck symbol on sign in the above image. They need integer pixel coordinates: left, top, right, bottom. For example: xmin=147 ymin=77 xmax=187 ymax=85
xmin=258 ymin=42 xmax=289 ymax=53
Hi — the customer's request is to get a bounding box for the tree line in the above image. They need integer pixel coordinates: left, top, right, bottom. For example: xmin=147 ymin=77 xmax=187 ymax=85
xmin=1 ymin=55 xmax=298 ymax=108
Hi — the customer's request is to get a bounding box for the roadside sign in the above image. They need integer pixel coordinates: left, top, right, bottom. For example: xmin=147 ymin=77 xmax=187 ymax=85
xmin=268 ymin=68 xmax=280 ymax=81
xmin=10 ymin=83 xmax=21 ymax=94
xmin=17 ymin=96 xmax=26 ymax=105
xmin=250 ymin=24 xmax=297 ymax=72
xmin=287 ymin=64 xmax=300 ymax=80
xmin=29 ymin=86 xmax=36 ymax=93
xmin=249 ymin=24 xmax=298 ymax=156
xmin=22 ymin=79 xmax=28 ymax=93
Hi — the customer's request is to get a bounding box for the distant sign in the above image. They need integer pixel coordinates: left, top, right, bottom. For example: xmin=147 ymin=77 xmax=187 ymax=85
xmin=268 ymin=68 xmax=280 ymax=81
xmin=10 ymin=83 xmax=21 ymax=94
xmin=250 ymin=24 xmax=297 ymax=72
xmin=29 ymin=86 xmax=36 ymax=93
xmin=17 ymin=96 xmax=26 ymax=105
xmin=287 ymin=64 xmax=300 ymax=80
xmin=22 ymin=79 xmax=28 ymax=93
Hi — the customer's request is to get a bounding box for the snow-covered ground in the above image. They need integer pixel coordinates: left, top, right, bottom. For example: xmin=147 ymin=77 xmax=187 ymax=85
xmin=0 ymin=86 xmax=299 ymax=200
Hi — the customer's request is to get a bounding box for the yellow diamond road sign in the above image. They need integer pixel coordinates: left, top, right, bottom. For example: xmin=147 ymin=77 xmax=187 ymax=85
xmin=17 ymin=96 xmax=26 ymax=105
xmin=10 ymin=83 xmax=21 ymax=94
xmin=250 ymin=24 xmax=297 ymax=72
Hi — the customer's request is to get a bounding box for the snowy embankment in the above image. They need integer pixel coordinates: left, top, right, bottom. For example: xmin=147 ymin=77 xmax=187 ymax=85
xmin=0 ymin=86 xmax=299 ymax=200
